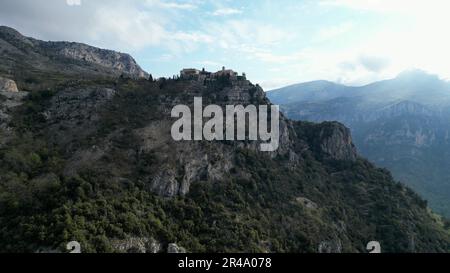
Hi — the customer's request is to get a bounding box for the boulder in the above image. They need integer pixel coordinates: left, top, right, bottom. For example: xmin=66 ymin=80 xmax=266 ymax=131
xmin=168 ymin=243 xmax=187 ymax=253
xmin=0 ymin=77 xmax=18 ymax=92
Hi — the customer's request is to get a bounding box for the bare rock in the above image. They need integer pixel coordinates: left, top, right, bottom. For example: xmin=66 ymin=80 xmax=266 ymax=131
xmin=301 ymin=121 xmax=358 ymax=161
xmin=150 ymin=168 xmax=180 ymax=197
xmin=168 ymin=243 xmax=187 ymax=253
xmin=0 ymin=77 xmax=18 ymax=92
xmin=49 ymin=42 xmax=149 ymax=79
xmin=318 ymin=122 xmax=357 ymax=161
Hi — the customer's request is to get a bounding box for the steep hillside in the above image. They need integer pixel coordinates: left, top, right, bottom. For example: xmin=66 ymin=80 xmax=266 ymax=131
xmin=0 ymin=28 xmax=449 ymax=253
xmin=0 ymin=75 xmax=448 ymax=253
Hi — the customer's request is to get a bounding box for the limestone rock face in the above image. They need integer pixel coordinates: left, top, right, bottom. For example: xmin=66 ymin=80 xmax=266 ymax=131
xmin=0 ymin=26 xmax=149 ymax=80
xmin=300 ymin=121 xmax=358 ymax=161
xmin=50 ymin=43 xmax=149 ymax=79
xmin=167 ymin=243 xmax=187 ymax=253
xmin=150 ymin=169 xmax=180 ymax=197
xmin=147 ymin=144 xmax=233 ymax=197
xmin=318 ymin=122 xmax=357 ymax=161
xmin=0 ymin=77 xmax=18 ymax=92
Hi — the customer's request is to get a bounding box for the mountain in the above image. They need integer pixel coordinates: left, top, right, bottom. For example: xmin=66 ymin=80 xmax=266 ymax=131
xmin=0 ymin=27 xmax=449 ymax=253
xmin=267 ymin=70 xmax=450 ymax=217
xmin=268 ymin=80 xmax=357 ymax=105
xmin=0 ymin=25 xmax=149 ymax=91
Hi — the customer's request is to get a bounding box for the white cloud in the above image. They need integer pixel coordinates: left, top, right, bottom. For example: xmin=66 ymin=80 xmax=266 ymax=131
xmin=204 ymin=19 xmax=291 ymax=53
xmin=146 ymin=0 xmax=197 ymax=10
xmin=309 ymin=0 xmax=450 ymax=84
xmin=320 ymin=0 xmax=422 ymax=13
xmin=0 ymin=0 xmax=209 ymax=53
xmin=242 ymin=48 xmax=304 ymax=64
xmin=196 ymin=60 xmax=223 ymax=70
xmin=358 ymin=55 xmax=390 ymax=73
xmin=320 ymin=0 xmax=450 ymax=17
xmin=91 ymin=4 xmax=168 ymax=49
xmin=212 ymin=8 xmax=243 ymax=16
xmin=316 ymin=22 xmax=353 ymax=41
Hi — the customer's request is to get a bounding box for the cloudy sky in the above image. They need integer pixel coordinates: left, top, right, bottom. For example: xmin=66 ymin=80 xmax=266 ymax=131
xmin=1 ymin=0 xmax=450 ymax=90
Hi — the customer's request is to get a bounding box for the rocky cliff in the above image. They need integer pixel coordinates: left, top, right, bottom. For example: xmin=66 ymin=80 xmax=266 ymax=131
xmin=0 ymin=26 xmax=149 ymax=91
xmin=40 ymin=41 xmax=149 ymax=79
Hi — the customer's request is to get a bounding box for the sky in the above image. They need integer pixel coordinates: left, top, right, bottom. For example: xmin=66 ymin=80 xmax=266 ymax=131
xmin=1 ymin=0 xmax=450 ymax=90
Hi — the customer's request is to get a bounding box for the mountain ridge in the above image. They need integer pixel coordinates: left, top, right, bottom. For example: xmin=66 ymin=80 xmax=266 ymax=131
xmin=0 ymin=25 xmax=149 ymax=91
xmin=268 ymin=71 xmax=450 ymax=217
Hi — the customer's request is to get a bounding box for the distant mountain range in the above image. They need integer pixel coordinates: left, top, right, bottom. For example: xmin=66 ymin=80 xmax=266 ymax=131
xmin=268 ymin=70 xmax=450 ymax=217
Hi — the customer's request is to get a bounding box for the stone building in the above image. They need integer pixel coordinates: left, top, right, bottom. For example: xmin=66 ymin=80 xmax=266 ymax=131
xmin=213 ymin=66 xmax=238 ymax=78
xmin=180 ymin=68 xmax=200 ymax=78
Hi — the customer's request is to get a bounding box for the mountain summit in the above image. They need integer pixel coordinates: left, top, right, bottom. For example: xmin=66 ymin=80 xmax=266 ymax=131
xmin=395 ymin=69 xmax=440 ymax=81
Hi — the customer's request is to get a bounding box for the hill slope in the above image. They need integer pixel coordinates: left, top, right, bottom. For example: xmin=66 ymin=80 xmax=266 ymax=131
xmin=0 ymin=28 xmax=449 ymax=253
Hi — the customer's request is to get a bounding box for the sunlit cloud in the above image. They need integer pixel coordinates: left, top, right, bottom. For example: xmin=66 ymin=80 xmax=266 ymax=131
xmin=212 ymin=8 xmax=243 ymax=16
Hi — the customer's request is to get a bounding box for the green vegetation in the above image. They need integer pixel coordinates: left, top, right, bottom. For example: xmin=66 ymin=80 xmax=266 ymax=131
xmin=0 ymin=77 xmax=449 ymax=253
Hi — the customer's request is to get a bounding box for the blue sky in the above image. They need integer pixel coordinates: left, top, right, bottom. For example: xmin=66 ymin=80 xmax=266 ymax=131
xmin=1 ymin=0 xmax=450 ymax=89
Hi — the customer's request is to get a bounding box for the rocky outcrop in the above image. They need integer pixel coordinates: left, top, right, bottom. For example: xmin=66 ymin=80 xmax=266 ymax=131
xmin=133 ymin=74 xmax=358 ymax=197
xmin=147 ymin=145 xmax=233 ymax=197
xmin=44 ymin=42 xmax=149 ymax=79
xmin=26 ymin=66 xmax=359 ymax=200
xmin=0 ymin=77 xmax=18 ymax=92
xmin=295 ymin=197 xmax=318 ymax=210
xmin=150 ymin=168 xmax=181 ymax=197
xmin=299 ymin=121 xmax=358 ymax=161
xmin=168 ymin=243 xmax=187 ymax=253
xmin=0 ymin=26 xmax=149 ymax=80
xmin=317 ymin=122 xmax=357 ymax=161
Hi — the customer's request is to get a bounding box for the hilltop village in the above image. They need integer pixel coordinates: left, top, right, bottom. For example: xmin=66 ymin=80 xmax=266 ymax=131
xmin=179 ymin=67 xmax=247 ymax=82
